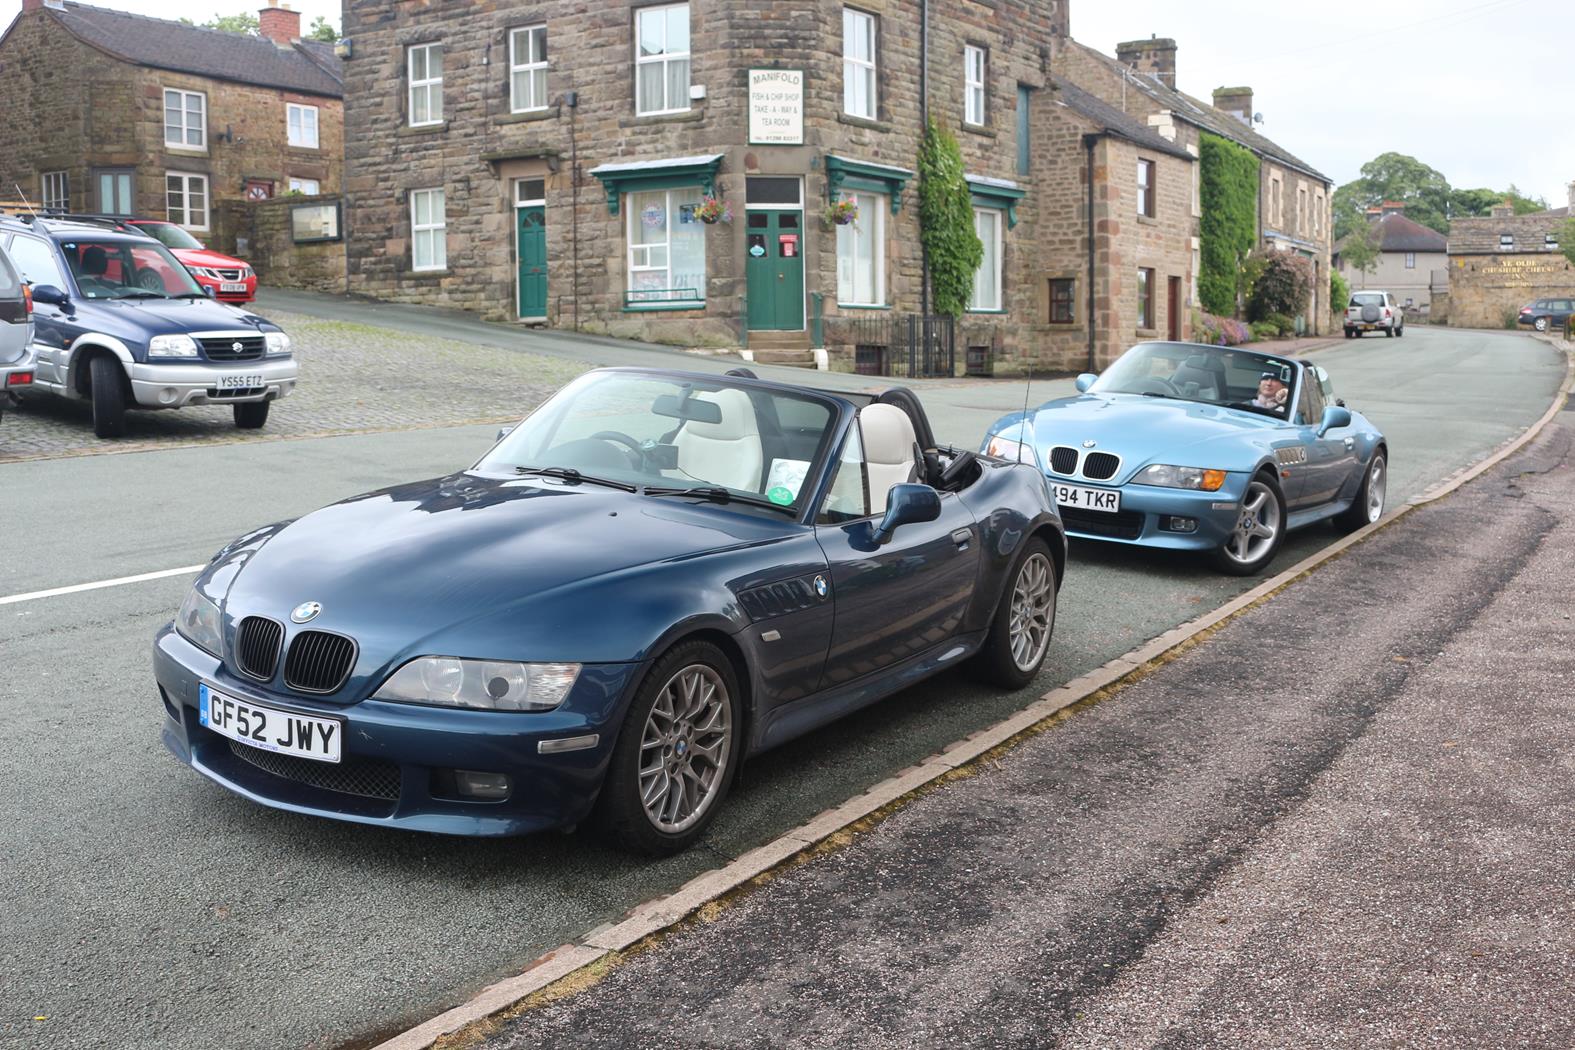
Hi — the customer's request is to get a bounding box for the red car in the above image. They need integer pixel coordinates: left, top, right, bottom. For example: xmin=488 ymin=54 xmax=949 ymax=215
xmin=122 ymin=220 xmax=258 ymax=303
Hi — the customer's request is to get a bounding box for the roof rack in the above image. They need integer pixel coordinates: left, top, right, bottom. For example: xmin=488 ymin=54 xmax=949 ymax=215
xmin=39 ymin=213 xmax=137 ymax=231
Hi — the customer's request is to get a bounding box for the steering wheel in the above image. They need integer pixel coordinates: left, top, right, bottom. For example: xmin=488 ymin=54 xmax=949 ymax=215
xmin=136 ymin=270 xmax=166 ymax=291
xmin=1130 ymin=377 xmax=1179 ymax=397
xmin=589 ymin=430 xmax=647 ymax=470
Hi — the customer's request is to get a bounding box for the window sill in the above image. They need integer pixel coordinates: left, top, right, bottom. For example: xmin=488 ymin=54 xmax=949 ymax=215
xmin=497 ymin=105 xmax=560 ymax=125
xmin=400 ymin=121 xmax=449 ymax=136
xmin=286 ymin=145 xmax=321 ymax=154
xmin=836 ymin=303 xmax=891 ymax=310
xmin=407 ymin=268 xmax=451 ymax=279
xmin=965 ymin=308 xmax=1007 ymax=314
xmin=837 ymin=113 xmax=891 ymax=133
xmin=1136 ymin=213 xmax=1158 ymax=225
xmin=628 ymin=108 xmax=703 ymax=126
xmin=164 ymin=145 xmax=209 ymax=156
xmin=1136 ymin=327 xmax=1159 ymax=337
xmin=624 ymin=301 xmax=706 ymax=312
xmin=962 ymin=122 xmax=996 ymax=138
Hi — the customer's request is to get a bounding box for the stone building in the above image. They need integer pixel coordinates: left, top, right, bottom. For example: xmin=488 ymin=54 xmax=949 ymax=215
xmin=340 ymin=0 xmax=1115 ymax=369
xmin=1445 ymin=188 xmax=1574 ymax=329
xmin=1334 ymin=203 xmax=1448 ymax=314
xmin=0 ymin=0 xmax=343 ymax=256
xmin=1056 ymin=36 xmax=1335 ymax=334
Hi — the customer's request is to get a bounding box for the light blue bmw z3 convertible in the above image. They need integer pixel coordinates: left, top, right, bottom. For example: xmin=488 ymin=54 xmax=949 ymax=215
xmin=981 ymin=341 xmax=1388 ymax=575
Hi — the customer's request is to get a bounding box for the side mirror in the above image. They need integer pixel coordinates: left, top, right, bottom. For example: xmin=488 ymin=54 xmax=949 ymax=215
xmin=872 ymin=483 xmax=942 ymax=546
xmin=1316 ymin=405 xmax=1352 ymax=437
xmin=1075 ymin=373 xmax=1097 ymax=393
xmin=495 ymin=425 xmax=514 ymax=442
xmin=30 ymin=284 xmax=69 ymax=308
xmin=204 ymin=284 xmax=217 ymax=298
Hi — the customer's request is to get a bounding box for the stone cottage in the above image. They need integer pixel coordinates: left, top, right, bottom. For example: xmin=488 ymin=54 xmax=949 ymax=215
xmin=0 ymin=0 xmax=343 ymax=256
xmin=1445 ymin=188 xmax=1574 ymax=329
xmin=1334 ymin=203 xmax=1449 ymax=314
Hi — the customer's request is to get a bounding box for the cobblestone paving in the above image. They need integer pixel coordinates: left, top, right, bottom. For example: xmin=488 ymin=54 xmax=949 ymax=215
xmin=0 ymin=308 xmax=589 ymax=463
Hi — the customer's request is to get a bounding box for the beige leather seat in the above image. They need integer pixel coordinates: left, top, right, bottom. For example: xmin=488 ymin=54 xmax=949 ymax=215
xmin=674 ymin=388 xmax=764 ymax=491
xmin=859 ymin=403 xmax=919 ymax=514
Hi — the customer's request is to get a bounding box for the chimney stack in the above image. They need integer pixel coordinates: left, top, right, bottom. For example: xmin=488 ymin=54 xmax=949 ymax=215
xmin=258 ymin=0 xmax=301 ymax=45
xmin=1213 ymin=86 xmax=1254 ymax=127
xmin=1489 ymin=200 xmax=1515 ymax=218
xmin=1115 ymin=36 xmax=1177 ymax=86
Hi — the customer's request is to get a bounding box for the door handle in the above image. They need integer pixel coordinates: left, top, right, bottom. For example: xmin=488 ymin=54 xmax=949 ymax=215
xmin=951 ymin=528 xmax=972 ymax=550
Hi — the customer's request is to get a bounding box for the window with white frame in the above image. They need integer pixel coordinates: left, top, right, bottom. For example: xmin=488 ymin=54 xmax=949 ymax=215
xmin=164 ymin=89 xmax=206 ymax=149
xmin=287 ymin=103 xmax=319 ymax=148
xmin=626 ymin=187 xmax=706 ymax=301
xmin=968 ymin=208 xmax=1002 ymax=311
xmin=964 ymin=45 xmax=986 ymax=126
xmin=835 ymin=191 xmax=885 ymax=305
xmin=95 ymin=169 xmax=134 ymax=215
xmin=166 ymin=172 xmax=209 ymax=230
xmin=408 ymin=43 xmax=444 ymax=126
xmin=41 ymin=171 xmax=68 ymax=211
xmin=843 ymin=8 xmax=877 ymax=120
xmin=289 ymin=177 xmax=321 ymax=195
xmin=1404 ymin=252 xmax=1416 ymax=269
xmin=509 ymin=25 xmax=548 ymax=112
xmin=635 ymin=4 xmax=690 ymax=116
xmin=410 ymin=188 xmax=447 ymax=271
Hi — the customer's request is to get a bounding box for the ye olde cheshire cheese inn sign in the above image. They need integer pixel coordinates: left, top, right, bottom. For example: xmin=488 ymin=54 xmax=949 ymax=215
xmin=749 ymin=69 xmax=804 ymax=146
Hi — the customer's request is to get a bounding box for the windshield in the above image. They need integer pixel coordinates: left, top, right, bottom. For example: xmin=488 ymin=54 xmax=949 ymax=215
xmin=1090 ymin=342 xmax=1298 ymax=415
xmin=135 ymin=222 xmax=204 ymax=251
xmin=59 ymin=238 xmax=205 ymax=299
xmin=475 ymin=371 xmax=839 ymax=512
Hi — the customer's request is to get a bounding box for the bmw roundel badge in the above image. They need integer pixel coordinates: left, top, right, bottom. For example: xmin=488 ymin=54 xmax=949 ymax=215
xmin=813 ymin=575 xmax=829 ymax=599
xmin=291 ymin=601 xmax=322 ymax=624
xmin=1082 ymin=439 xmax=1097 ymax=449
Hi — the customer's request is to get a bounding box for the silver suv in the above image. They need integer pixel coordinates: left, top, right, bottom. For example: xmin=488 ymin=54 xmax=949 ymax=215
xmin=0 ymin=243 xmax=37 ymax=425
xmin=1344 ymin=290 xmax=1404 ymax=339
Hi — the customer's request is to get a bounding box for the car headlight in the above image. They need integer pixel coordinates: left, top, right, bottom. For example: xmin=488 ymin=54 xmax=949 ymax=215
xmin=188 ymin=267 xmax=219 ymax=280
xmin=148 ymin=334 xmax=199 ymax=358
xmin=264 ymin=332 xmax=291 ymax=356
xmin=984 ymin=434 xmax=1038 ymax=466
xmin=372 ymin=657 xmax=581 ymax=712
xmin=176 ymin=588 xmax=224 ymax=657
xmin=241 ymin=267 xmax=255 ymax=279
xmin=1133 ymin=464 xmax=1227 ymax=491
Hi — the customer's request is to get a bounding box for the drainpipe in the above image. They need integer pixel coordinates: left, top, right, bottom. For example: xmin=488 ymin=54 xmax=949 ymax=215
xmin=1084 ymin=133 xmax=1098 ymax=373
xmin=566 ymin=90 xmax=580 ymax=332
xmin=919 ymin=0 xmax=930 ymax=323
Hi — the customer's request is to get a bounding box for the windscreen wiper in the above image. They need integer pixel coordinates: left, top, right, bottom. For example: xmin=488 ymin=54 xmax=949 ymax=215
xmin=643 ymin=485 xmax=797 ymax=515
xmin=514 ymin=466 xmax=638 ymax=492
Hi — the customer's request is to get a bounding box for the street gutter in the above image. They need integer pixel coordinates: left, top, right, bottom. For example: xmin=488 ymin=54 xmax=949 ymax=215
xmin=367 ymin=335 xmax=1573 ymax=1050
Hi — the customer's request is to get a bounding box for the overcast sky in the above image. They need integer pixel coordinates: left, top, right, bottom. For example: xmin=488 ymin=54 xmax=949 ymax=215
xmin=3 ymin=0 xmax=1569 ymax=206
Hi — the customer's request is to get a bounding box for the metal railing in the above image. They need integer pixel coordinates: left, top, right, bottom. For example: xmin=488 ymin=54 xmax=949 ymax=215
xmin=829 ymin=313 xmax=960 ymax=379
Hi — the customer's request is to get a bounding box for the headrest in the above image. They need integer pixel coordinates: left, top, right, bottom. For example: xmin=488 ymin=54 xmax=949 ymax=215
xmin=81 ymin=246 xmax=109 ymax=276
xmin=860 ymin=403 xmax=918 ymax=467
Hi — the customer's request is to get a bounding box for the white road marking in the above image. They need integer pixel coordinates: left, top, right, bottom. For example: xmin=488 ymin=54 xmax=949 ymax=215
xmin=0 ymin=564 xmax=206 ymax=607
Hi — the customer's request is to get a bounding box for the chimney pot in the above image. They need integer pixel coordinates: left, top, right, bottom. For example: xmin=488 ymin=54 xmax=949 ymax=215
xmin=257 ymin=1 xmax=300 ymax=45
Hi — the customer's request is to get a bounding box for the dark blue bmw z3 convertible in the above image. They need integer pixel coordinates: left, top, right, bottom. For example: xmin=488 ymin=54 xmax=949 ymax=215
xmin=154 ymin=367 xmax=1065 ymax=854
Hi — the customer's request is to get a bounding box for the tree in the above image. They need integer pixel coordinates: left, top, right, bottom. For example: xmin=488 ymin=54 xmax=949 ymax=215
xmin=306 ymin=16 xmax=338 ymax=42
xmin=1562 ymin=218 xmax=1575 ymax=267
xmin=1338 ymin=220 xmax=1381 ymax=278
xmin=916 ymin=119 xmax=983 ymax=318
xmin=1332 ymin=152 xmax=1452 ymax=237
xmin=1451 ymin=185 xmax=1547 ymax=218
xmin=1198 ymin=132 xmax=1259 ymax=317
xmin=180 ymin=12 xmax=259 ymax=34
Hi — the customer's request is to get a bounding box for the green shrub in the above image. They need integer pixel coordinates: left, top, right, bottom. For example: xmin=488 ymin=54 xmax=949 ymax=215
xmin=1502 ymin=306 xmax=1521 ymax=330
xmin=1249 ymin=320 xmax=1280 ymax=341
xmin=1248 ymin=250 xmax=1315 ymax=322
xmin=1330 ymin=272 xmax=1350 ymax=319
xmin=917 ymin=118 xmax=983 ymax=318
xmin=1199 ymin=133 xmax=1260 ymax=317
xmin=1265 ymin=313 xmax=1296 ymax=336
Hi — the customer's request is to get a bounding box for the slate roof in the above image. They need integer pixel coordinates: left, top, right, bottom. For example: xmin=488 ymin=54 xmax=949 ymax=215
xmin=41 ymin=1 xmax=342 ymax=97
xmin=1064 ymin=39 xmax=1329 ymax=184
xmin=1448 ymin=207 xmax=1571 ymax=254
xmin=1050 ymin=78 xmax=1195 ymax=162
xmin=1335 ymin=212 xmax=1448 ymax=255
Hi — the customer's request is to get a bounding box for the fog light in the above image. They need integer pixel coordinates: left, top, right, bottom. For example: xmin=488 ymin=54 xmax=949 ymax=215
xmin=159 ymin=387 xmax=179 ymax=405
xmin=1165 ymin=516 xmax=1198 ymax=533
xmin=454 ymin=770 xmax=512 ymax=800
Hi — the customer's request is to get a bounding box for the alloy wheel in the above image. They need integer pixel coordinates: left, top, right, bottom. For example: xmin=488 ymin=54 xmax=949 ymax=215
xmin=638 ymin=663 xmax=733 ymax=833
xmin=1365 ymin=457 xmax=1387 ymax=523
xmin=1008 ymin=552 xmax=1055 ymax=671
xmin=1222 ymin=480 xmax=1281 ymax=566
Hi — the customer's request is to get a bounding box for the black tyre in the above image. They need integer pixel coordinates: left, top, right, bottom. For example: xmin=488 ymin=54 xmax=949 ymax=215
xmin=595 ymin=639 xmax=743 ymax=856
xmin=1344 ymin=328 xmax=1356 ymax=339
xmin=89 ymin=354 xmax=127 ymax=438
xmin=1336 ymin=451 xmax=1387 ymax=531
xmin=970 ymin=536 xmax=1057 ymax=689
xmin=234 ymin=400 xmax=270 ymax=429
xmin=1384 ymin=325 xmax=1395 ymax=338
xmin=1396 ymin=323 xmax=1405 ymax=338
xmin=1208 ymin=472 xmax=1286 ymax=576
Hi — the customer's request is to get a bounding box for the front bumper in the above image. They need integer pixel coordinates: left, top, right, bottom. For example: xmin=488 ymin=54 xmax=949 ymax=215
xmin=1051 ymin=475 xmax=1250 ymax=551
xmin=153 ymin=625 xmax=643 ymax=837
xmin=129 ymin=356 xmax=298 ymax=409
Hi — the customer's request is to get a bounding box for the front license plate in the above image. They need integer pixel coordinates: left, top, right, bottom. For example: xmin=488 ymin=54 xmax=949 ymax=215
xmin=1052 ymin=483 xmax=1121 ymax=513
xmin=220 ymin=283 xmax=248 ymax=293
xmin=217 ymin=374 xmax=263 ymax=390
xmin=199 ymin=683 xmax=342 ymax=763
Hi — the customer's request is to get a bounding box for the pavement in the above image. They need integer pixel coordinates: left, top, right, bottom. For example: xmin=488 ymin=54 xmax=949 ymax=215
xmin=0 ymin=321 xmax=1564 ymax=1050
xmin=462 ymin=406 xmax=1575 ymax=1050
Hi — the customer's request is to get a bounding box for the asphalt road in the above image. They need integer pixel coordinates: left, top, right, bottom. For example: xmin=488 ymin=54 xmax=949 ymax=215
xmin=0 ymin=325 xmax=1562 ymax=1050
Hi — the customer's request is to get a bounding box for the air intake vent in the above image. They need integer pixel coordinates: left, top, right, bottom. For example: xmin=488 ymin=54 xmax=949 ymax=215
xmin=737 ymin=578 xmax=817 ymax=622
xmin=1049 ymin=446 xmax=1079 ymax=475
xmin=234 ymin=616 xmax=283 ymax=682
xmin=229 ymin=740 xmax=400 ymax=801
xmin=1083 ymin=452 xmax=1120 ymax=480
xmin=283 ymin=630 xmax=357 ymax=694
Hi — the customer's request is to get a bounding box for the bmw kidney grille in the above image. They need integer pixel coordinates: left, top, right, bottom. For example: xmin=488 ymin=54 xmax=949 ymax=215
xmin=283 ymin=630 xmax=358 ymax=694
xmin=234 ymin=616 xmax=284 ymax=682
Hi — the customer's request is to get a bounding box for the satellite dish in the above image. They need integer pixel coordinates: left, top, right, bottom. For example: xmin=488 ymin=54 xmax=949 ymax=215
xmin=1253 ymin=112 xmax=1265 ymax=124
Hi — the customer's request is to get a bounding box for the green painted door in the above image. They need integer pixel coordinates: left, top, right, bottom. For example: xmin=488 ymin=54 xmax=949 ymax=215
xmin=517 ymin=205 xmax=547 ymax=318
xmin=745 ymin=210 xmax=805 ymax=330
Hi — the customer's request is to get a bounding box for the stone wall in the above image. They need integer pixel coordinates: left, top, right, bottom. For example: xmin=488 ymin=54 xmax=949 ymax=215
xmin=1446 ymin=253 xmax=1575 ymax=329
xmin=219 ymin=195 xmax=347 ymax=294
xmin=0 ymin=14 xmax=110 ymax=210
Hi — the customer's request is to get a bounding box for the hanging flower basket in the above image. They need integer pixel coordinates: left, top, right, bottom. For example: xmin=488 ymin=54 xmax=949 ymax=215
xmin=693 ymin=195 xmax=732 ymax=225
xmin=826 ymin=197 xmax=859 ymax=226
